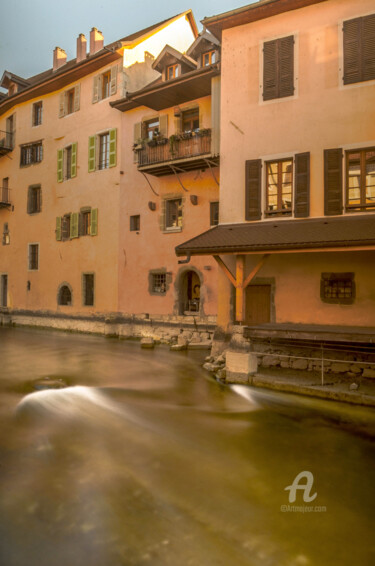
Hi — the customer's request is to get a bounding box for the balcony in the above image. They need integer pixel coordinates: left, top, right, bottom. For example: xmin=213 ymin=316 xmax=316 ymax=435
xmin=0 ymin=185 xmax=11 ymax=208
xmin=135 ymin=129 xmax=219 ymax=176
xmin=0 ymin=130 xmax=14 ymax=157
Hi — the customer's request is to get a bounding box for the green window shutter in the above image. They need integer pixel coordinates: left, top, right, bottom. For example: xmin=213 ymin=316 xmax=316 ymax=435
xmin=88 ymin=136 xmax=96 ymax=172
xmin=70 ymin=212 xmax=79 ymax=238
xmin=159 ymin=114 xmax=168 ymax=137
xmin=57 ymin=149 xmax=64 ymax=182
xmin=324 ymin=148 xmax=343 ymax=216
xmin=56 ymin=217 xmax=62 ymax=241
xmin=58 ymin=92 xmax=65 ymax=118
xmin=110 ymin=66 xmax=117 ymax=95
xmin=109 ymin=128 xmax=117 ymax=168
xmin=71 ymin=142 xmax=77 ymax=178
xmin=74 ymin=84 xmax=80 ymax=112
xmin=245 ymin=159 xmax=262 ymax=220
xmin=90 ymin=208 xmax=98 ymax=236
xmin=92 ymin=75 xmax=99 ymax=103
xmin=294 ymin=152 xmax=310 ymax=218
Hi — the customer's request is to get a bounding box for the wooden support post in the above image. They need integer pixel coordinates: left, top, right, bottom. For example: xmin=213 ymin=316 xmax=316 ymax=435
xmin=236 ymin=255 xmax=245 ymax=323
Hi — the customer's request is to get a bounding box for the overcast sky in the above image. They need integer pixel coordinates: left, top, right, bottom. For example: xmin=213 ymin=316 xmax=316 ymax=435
xmin=0 ymin=0 xmax=254 ymax=81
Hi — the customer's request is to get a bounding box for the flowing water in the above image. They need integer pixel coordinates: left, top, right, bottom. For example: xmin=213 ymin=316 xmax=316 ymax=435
xmin=0 ymin=326 xmax=374 ymax=566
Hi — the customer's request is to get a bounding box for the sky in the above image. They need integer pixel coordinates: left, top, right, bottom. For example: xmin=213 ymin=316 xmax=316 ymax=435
xmin=0 ymin=0 xmax=254 ymax=82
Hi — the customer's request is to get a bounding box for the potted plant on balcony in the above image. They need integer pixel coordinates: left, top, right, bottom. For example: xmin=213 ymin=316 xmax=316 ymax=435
xmin=196 ymin=128 xmax=211 ymax=137
xmin=132 ymin=138 xmax=145 ymax=152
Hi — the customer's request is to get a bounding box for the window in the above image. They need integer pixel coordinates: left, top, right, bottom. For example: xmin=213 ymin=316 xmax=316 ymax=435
xmin=130 ymin=215 xmax=140 ymax=231
xmin=1 ymin=177 xmax=9 ymax=204
xmin=80 ymin=210 xmax=91 ymax=236
xmin=56 ymin=209 xmax=97 ymax=241
xmin=210 ymin=202 xmax=219 ymax=226
xmin=346 ymin=148 xmax=375 ymax=211
xmin=27 ymin=185 xmax=41 ymax=214
xmin=0 ymin=274 xmax=7 ymax=307
xmin=5 ymin=114 xmax=15 ymax=149
xmin=20 ymin=142 xmax=43 ymax=166
xmin=88 ymin=129 xmax=117 ymax=171
xmin=152 ymin=273 xmax=166 ymax=294
xmin=82 ymin=273 xmax=94 ymax=306
xmin=182 ymin=108 xmax=199 ymax=132
xmin=265 ymin=159 xmax=293 ymax=216
xmin=92 ymin=67 xmax=117 ymax=103
xmin=58 ymin=284 xmax=72 ymax=306
xmin=144 ymin=119 xmax=160 ymax=140
xmin=165 ymin=198 xmax=182 ymax=230
xmin=28 ymin=244 xmax=39 ymax=270
xmin=202 ymin=50 xmax=216 ymax=66
xmin=61 ymin=214 xmax=71 ymax=241
xmin=166 ymin=64 xmax=179 ymax=80
xmin=57 ymin=143 xmax=77 ymax=182
xmin=263 ymin=35 xmax=294 ymax=101
xmin=2 ymin=223 xmax=9 ymax=245
xmin=32 ymin=101 xmax=43 ymax=126
xmin=320 ymin=273 xmax=355 ymax=304
xmin=59 ymin=85 xmax=80 ymax=117
xmin=343 ymin=14 xmax=375 ymax=85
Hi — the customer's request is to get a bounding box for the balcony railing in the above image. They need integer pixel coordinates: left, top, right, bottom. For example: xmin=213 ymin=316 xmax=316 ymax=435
xmin=0 ymin=130 xmax=14 ymax=156
xmin=0 ymin=186 xmax=11 ymax=208
xmin=135 ymin=130 xmax=215 ymax=176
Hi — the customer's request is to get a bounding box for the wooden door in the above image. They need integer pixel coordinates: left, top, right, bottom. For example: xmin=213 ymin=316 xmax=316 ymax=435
xmin=245 ymin=285 xmax=271 ymax=325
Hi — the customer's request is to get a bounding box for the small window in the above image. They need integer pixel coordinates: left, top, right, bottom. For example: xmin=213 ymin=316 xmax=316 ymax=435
xmin=152 ymin=273 xmax=166 ymax=294
xmin=265 ymin=159 xmax=293 ymax=216
xmin=27 ymin=185 xmax=41 ymax=214
xmin=66 ymin=89 xmax=75 ymax=115
xmin=65 ymin=145 xmax=72 ymax=179
xmin=99 ymin=133 xmax=110 ymax=170
xmin=80 ymin=210 xmax=91 ymax=236
xmin=210 ymin=202 xmax=219 ymax=226
xmin=59 ymin=85 xmax=80 ymax=117
xmin=62 ymin=214 xmax=71 ymax=240
xmin=102 ymin=71 xmax=111 ymax=100
xmin=346 ymin=148 xmax=375 ymax=211
xmin=343 ymin=14 xmax=375 ymax=85
xmin=144 ymin=119 xmax=160 ymax=140
xmin=28 ymin=244 xmax=39 ymax=270
xmin=320 ymin=273 xmax=355 ymax=304
xmin=182 ymin=108 xmax=199 ymax=132
xmin=165 ymin=198 xmax=182 ymax=230
xmin=82 ymin=273 xmax=94 ymax=306
xmin=202 ymin=50 xmax=216 ymax=66
xmin=92 ymin=67 xmax=117 ymax=103
xmin=130 ymin=215 xmax=140 ymax=231
xmin=32 ymin=102 xmax=43 ymax=126
xmin=166 ymin=64 xmax=179 ymax=80
xmin=2 ymin=223 xmax=10 ymax=245
xmin=1 ymin=178 xmax=10 ymax=205
xmin=263 ymin=35 xmax=294 ymax=101
xmin=58 ymin=285 xmax=72 ymax=306
xmin=20 ymin=142 xmax=43 ymax=166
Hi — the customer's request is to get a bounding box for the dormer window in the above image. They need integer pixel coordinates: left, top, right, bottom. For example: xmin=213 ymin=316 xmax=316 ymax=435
xmin=202 ymin=50 xmax=216 ymax=66
xmin=167 ymin=64 xmax=180 ymax=80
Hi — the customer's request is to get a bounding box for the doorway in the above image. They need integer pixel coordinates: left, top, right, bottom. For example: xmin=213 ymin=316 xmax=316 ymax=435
xmin=1 ymin=274 xmax=8 ymax=307
xmin=245 ymin=284 xmax=271 ymax=325
xmin=179 ymin=270 xmax=201 ymax=314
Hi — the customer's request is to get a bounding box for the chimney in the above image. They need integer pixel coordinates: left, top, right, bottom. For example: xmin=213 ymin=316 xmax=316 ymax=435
xmin=90 ymin=27 xmax=104 ymax=56
xmin=76 ymin=34 xmax=87 ymax=63
xmin=53 ymin=47 xmax=67 ymax=71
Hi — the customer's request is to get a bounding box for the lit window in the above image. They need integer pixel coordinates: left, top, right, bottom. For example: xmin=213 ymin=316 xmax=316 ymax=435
xmin=265 ymin=159 xmax=293 ymax=216
xmin=167 ymin=64 xmax=179 ymax=80
xmin=346 ymin=148 xmax=375 ymax=211
xmin=202 ymin=50 xmax=216 ymax=66
xmin=165 ymin=198 xmax=182 ymax=230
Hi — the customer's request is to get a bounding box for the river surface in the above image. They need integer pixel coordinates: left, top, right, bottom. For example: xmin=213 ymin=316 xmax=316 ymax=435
xmin=0 ymin=327 xmax=374 ymax=566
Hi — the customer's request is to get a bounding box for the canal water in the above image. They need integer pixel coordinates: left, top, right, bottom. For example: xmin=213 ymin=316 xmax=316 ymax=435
xmin=0 ymin=327 xmax=374 ymax=566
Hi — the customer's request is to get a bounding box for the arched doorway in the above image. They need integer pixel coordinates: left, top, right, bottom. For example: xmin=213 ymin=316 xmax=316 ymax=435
xmin=179 ymin=270 xmax=201 ymax=315
xmin=58 ymin=284 xmax=72 ymax=306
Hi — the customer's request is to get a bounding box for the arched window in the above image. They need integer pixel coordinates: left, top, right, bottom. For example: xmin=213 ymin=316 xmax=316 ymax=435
xmin=58 ymin=284 xmax=72 ymax=306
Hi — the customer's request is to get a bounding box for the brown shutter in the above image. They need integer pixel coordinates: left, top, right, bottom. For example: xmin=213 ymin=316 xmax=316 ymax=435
xmin=245 ymin=159 xmax=262 ymax=220
xmin=294 ymin=152 xmax=310 ymax=218
xmin=324 ymin=148 xmax=343 ymax=216
xmin=363 ymin=14 xmax=375 ymax=82
xmin=279 ymin=35 xmax=294 ymax=98
xmin=263 ymin=40 xmax=277 ymax=101
xmin=343 ymin=18 xmax=362 ymax=85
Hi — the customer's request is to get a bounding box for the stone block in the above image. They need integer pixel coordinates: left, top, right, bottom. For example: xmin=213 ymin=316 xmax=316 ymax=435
xmin=262 ymin=355 xmax=280 ymax=367
xmin=362 ymin=368 xmax=375 ymax=379
xmin=226 ymin=351 xmax=258 ymax=376
xmin=349 ymin=365 xmax=362 ymax=374
xmin=140 ymin=337 xmax=154 ymax=349
xmin=291 ymin=358 xmax=308 ymax=370
xmin=330 ymin=363 xmax=351 ymax=374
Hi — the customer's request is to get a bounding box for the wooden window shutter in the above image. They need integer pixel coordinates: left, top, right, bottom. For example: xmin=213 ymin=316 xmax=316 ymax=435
xmin=90 ymin=208 xmax=98 ymax=236
xmin=56 ymin=217 xmax=62 ymax=241
xmin=159 ymin=115 xmax=168 ymax=137
xmin=57 ymin=149 xmax=64 ymax=182
xmin=343 ymin=18 xmax=362 ymax=85
xmin=134 ymin=122 xmax=142 ymax=144
xmin=109 ymin=128 xmax=117 ymax=168
xmin=70 ymin=212 xmax=79 ymax=238
xmin=245 ymin=159 xmax=262 ymax=220
xmin=71 ymin=143 xmax=77 ymax=178
xmin=363 ymin=14 xmax=375 ymax=82
xmin=263 ymin=40 xmax=278 ymax=101
xmin=58 ymin=93 xmax=65 ymax=118
xmin=92 ymin=75 xmax=100 ymax=103
xmin=110 ymin=66 xmax=117 ymax=95
xmin=324 ymin=148 xmax=343 ymax=216
xmin=279 ymin=36 xmax=294 ymax=98
xmin=294 ymin=152 xmax=310 ymax=218
xmin=88 ymin=136 xmax=96 ymax=172
xmin=74 ymin=84 xmax=80 ymax=112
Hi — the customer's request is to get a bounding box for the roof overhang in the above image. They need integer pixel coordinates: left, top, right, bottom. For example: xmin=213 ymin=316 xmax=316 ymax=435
xmin=175 ymin=215 xmax=375 ymax=256
xmin=202 ymin=0 xmax=328 ymax=39
xmin=112 ymin=64 xmax=220 ymax=112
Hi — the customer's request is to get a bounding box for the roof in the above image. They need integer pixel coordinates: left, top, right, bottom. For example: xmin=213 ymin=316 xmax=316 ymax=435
xmin=0 ymin=71 xmax=30 ymax=90
xmin=152 ymin=45 xmax=197 ymax=73
xmin=202 ymin=0 xmax=328 ymax=39
xmin=175 ymin=215 xmax=375 ymax=256
xmin=186 ymin=31 xmax=221 ymax=59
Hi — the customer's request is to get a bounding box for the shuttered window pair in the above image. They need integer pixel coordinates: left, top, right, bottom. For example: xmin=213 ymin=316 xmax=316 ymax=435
xmin=245 ymin=153 xmax=310 ymax=220
xmin=88 ymin=129 xmax=117 ymax=171
xmin=56 ymin=209 xmax=98 ymax=240
xmin=92 ymin=67 xmax=117 ymax=103
xmin=59 ymin=85 xmax=80 ymax=118
xmin=343 ymin=14 xmax=375 ymax=85
xmin=57 ymin=143 xmax=77 ymax=182
xmin=263 ymin=35 xmax=294 ymax=101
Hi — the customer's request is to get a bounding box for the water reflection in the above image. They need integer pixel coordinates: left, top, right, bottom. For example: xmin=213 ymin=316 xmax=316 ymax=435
xmin=0 ymin=327 xmax=374 ymax=566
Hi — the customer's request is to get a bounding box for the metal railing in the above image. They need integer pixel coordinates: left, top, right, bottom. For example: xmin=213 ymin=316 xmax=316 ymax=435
xmin=0 ymin=130 xmax=14 ymax=152
xmin=0 ymin=186 xmax=10 ymax=204
xmin=137 ymin=131 xmax=212 ymax=167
